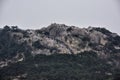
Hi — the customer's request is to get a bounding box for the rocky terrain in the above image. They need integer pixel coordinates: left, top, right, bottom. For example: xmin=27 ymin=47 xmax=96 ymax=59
xmin=0 ymin=23 xmax=120 ymax=80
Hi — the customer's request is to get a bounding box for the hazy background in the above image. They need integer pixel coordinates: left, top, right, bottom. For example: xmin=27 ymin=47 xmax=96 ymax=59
xmin=0 ymin=0 xmax=120 ymax=34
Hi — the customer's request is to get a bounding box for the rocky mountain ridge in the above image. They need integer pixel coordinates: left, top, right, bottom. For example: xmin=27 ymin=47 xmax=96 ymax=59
xmin=0 ymin=23 xmax=120 ymax=64
xmin=0 ymin=23 xmax=120 ymax=80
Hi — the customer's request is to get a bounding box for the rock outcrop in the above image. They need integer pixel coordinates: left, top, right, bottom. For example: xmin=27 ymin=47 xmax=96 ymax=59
xmin=0 ymin=23 xmax=120 ymax=80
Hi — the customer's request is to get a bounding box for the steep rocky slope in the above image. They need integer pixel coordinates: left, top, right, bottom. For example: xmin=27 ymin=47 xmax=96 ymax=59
xmin=0 ymin=23 xmax=120 ymax=80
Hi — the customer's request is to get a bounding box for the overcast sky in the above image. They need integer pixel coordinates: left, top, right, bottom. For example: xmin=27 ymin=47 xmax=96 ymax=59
xmin=0 ymin=0 xmax=120 ymax=34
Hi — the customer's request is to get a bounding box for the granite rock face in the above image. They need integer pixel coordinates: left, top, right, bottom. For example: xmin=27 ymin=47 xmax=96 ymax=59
xmin=0 ymin=23 xmax=120 ymax=60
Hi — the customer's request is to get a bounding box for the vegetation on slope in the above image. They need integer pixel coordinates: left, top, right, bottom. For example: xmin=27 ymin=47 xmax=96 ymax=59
xmin=0 ymin=51 xmax=120 ymax=80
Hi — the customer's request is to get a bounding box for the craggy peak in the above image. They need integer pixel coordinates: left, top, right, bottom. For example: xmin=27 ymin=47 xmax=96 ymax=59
xmin=0 ymin=23 xmax=120 ymax=80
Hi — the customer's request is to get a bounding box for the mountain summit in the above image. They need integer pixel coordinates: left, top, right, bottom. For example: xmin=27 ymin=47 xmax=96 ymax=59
xmin=0 ymin=23 xmax=120 ymax=80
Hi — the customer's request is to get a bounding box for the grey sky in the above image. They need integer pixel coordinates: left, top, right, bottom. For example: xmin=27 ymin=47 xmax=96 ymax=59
xmin=0 ymin=0 xmax=120 ymax=34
